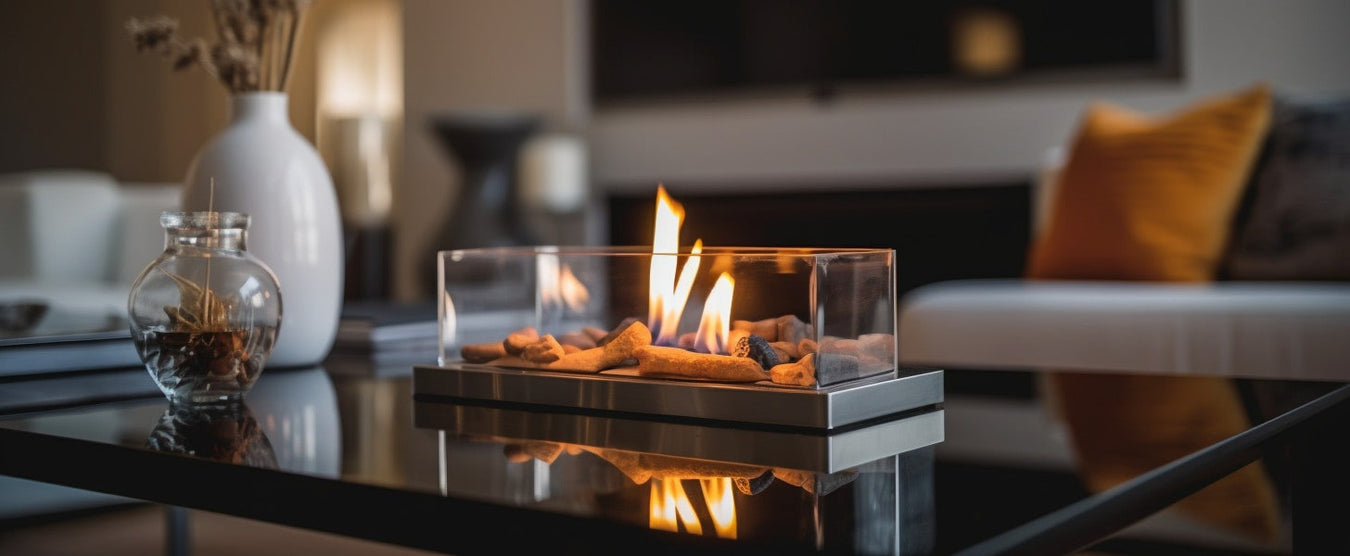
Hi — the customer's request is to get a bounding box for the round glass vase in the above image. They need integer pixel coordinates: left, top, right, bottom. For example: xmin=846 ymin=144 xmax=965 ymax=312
xmin=127 ymin=211 xmax=282 ymax=405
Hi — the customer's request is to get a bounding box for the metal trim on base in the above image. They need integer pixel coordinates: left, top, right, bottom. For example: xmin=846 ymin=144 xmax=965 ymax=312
xmin=412 ymin=363 xmax=943 ymax=430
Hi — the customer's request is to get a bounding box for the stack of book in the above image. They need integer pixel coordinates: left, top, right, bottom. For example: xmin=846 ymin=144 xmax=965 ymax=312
xmin=328 ymin=301 xmax=439 ymax=375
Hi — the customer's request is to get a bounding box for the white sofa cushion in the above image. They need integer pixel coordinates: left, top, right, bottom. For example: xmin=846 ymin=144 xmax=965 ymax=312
xmin=0 ymin=171 xmax=120 ymax=284
xmin=0 ymin=172 xmax=180 ymax=316
xmin=898 ymin=279 xmax=1350 ymax=382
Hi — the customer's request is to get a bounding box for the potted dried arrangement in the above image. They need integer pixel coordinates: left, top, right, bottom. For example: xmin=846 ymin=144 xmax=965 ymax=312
xmin=128 ymin=0 xmax=342 ymax=368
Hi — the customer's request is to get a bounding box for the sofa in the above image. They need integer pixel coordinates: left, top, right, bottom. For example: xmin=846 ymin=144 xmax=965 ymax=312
xmin=0 ymin=170 xmax=183 ymax=519
xmin=0 ymin=170 xmax=180 ymax=320
xmin=900 ymin=87 xmax=1350 ymax=381
xmin=896 ymin=85 xmax=1350 ymax=549
xmin=900 ymin=85 xmax=1350 ymax=379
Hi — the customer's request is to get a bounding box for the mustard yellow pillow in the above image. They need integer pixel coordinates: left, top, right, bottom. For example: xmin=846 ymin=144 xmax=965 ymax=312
xmin=1029 ymin=84 xmax=1272 ymax=281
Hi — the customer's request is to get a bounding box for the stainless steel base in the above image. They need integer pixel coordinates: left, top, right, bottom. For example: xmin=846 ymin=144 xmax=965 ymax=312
xmin=412 ymin=363 xmax=943 ymax=430
xmin=415 ymin=400 xmax=944 ymax=473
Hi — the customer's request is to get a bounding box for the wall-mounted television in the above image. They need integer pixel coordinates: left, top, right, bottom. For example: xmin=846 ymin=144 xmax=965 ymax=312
xmin=592 ymin=0 xmax=1181 ymax=105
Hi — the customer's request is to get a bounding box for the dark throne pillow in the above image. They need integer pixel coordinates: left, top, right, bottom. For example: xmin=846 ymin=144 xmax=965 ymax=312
xmin=1224 ymin=93 xmax=1350 ymax=280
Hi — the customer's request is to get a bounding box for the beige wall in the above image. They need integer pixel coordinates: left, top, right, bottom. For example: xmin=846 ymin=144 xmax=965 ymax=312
xmin=0 ymin=1 xmax=108 ymax=173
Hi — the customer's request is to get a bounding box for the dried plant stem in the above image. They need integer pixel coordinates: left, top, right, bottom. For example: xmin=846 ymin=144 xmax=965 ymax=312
xmin=254 ymin=7 xmax=268 ymax=88
xmin=259 ymin=15 xmax=273 ymax=90
xmin=267 ymin=11 xmax=290 ymax=90
xmin=279 ymin=10 xmax=301 ymax=92
xmin=209 ymin=0 xmax=232 ymax=45
xmin=203 ymin=180 xmax=216 ymax=322
xmin=267 ymin=16 xmax=279 ymax=89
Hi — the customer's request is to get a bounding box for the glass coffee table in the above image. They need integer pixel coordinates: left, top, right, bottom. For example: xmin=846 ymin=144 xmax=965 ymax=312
xmin=2 ymin=357 xmax=1347 ymax=554
xmin=0 ymin=360 xmax=940 ymax=555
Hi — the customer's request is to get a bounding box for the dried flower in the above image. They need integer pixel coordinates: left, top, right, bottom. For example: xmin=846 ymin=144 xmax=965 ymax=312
xmin=128 ymin=0 xmax=308 ymax=94
xmin=127 ymin=16 xmax=179 ymax=53
xmin=160 ymin=268 xmax=235 ymax=332
xmin=213 ymin=42 xmax=259 ymax=92
xmin=218 ymin=0 xmax=259 ymax=46
xmin=173 ymin=38 xmax=210 ymax=72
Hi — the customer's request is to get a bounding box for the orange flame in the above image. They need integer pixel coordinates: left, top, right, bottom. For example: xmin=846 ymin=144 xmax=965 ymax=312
xmin=649 ymin=478 xmax=737 ymax=539
xmin=694 ymin=273 xmax=735 ymax=354
xmin=648 ymin=185 xmax=704 ymax=345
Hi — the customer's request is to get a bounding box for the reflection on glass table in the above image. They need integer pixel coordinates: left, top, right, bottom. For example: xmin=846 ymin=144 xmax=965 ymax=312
xmin=0 ymin=362 xmax=941 ymax=555
xmin=4 ymin=355 xmax=1348 ymax=554
xmin=148 ymin=402 xmax=278 ymax=468
xmin=422 ymin=400 xmax=942 ymax=554
xmin=0 ymin=366 xmax=343 ymax=478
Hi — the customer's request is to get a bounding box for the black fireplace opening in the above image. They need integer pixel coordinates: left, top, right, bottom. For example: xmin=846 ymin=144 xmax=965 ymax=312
xmin=606 ymin=182 xmax=1032 ymax=299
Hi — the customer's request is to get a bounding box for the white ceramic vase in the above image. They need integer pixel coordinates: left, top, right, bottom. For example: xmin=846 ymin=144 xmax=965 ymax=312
xmin=183 ymin=92 xmax=343 ymax=367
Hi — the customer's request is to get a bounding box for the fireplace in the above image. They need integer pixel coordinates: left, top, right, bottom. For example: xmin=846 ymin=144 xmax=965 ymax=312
xmin=413 ymin=186 xmax=942 ymax=429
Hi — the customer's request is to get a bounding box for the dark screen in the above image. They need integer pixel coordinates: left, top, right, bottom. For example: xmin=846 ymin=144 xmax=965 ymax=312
xmin=592 ymin=0 xmax=1179 ymax=103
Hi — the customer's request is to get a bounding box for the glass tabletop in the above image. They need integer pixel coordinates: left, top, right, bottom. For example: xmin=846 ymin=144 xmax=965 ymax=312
xmin=0 ymin=361 xmax=939 ymax=555
xmin=3 ymin=354 xmax=1343 ymax=555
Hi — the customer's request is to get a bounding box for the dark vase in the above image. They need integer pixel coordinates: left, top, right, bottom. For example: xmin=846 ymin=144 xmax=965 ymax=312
xmin=423 ymin=112 xmax=540 ymax=289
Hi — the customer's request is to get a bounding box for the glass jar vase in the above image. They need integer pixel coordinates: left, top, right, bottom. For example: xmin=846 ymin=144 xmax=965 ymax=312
xmin=128 ymin=211 xmax=282 ymax=404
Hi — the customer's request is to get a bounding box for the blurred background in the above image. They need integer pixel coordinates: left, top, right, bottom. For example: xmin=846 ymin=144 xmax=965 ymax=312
xmin=3 ymin=2 xmax=1350 ymax=553
xmin=1 ymin=0 xmax=1348 ymax=302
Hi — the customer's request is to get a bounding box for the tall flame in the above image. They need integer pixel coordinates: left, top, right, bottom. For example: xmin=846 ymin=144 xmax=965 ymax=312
xmin=648 ymin=185 xmax=703 ymax=345
xmin=649 ymin=478 xmax=737 ymax=539
xmin=694 ymin=273 xmax=735 ymax=354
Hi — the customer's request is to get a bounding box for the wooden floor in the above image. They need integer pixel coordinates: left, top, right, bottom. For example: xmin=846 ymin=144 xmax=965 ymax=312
xmin=0 ymin=504 xmax=438 ymax=556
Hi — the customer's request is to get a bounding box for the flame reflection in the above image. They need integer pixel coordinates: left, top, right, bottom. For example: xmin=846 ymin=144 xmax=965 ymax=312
xmin=701 ymin=477 xmax=738 ymax=538
xmin=649 ymin=477 xmax=737 ymax=539
xmin=557 ymin=264 xmax=589 ymax=313
xmin=539 ymin=255 xmax=590 ymax=314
